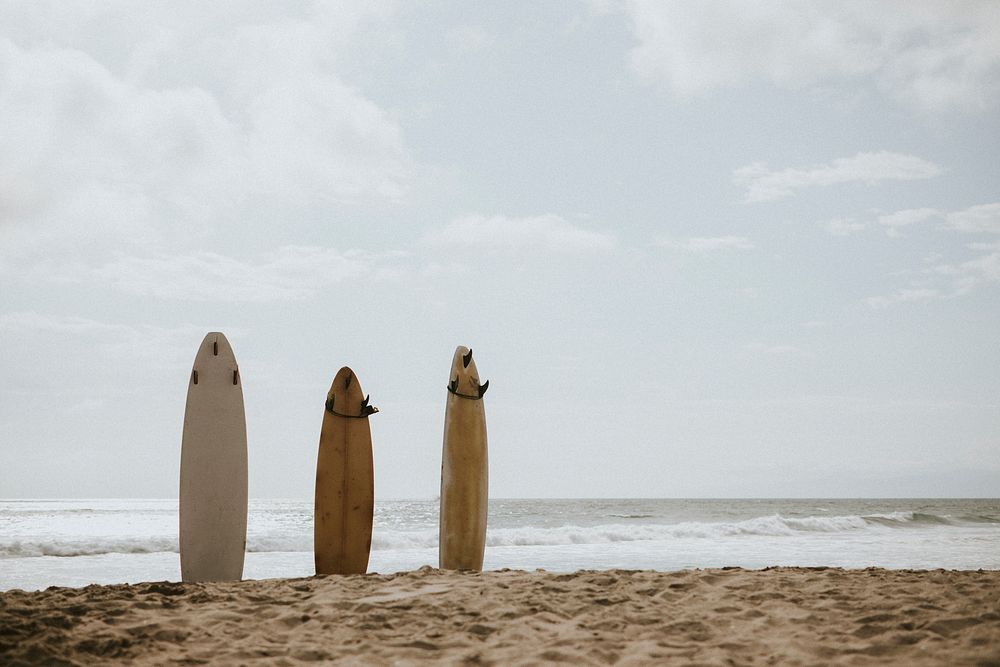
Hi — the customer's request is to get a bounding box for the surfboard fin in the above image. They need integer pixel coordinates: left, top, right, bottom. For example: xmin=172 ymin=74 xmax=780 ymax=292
xmin=345 ymin=371 xmax=354 ymax=389
xmin=325 ymin=395 xmax=335 ymax=413
xmin=448 ymin=378 xmax=458 ymax=393
xmin=462 ymin=348 xmax=473 ymax=368
xmin=477 ymin=379 xmax=489 ymax=397
xmin=361 ymin=395 xmax=379 ymax=417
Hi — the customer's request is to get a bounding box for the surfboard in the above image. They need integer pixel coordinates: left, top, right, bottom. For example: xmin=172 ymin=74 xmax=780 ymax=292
xmin=179 ymin=332 xmax=248 ymax=583
xmin=439 ymin=346 xmax=489 ymax=570
xmin=314 ymin=366 xmax=377 ymax=575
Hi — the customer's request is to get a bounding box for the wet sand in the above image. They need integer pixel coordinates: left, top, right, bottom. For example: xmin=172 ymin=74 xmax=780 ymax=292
xmin=2 ymin=567 xmax=998 ymax=665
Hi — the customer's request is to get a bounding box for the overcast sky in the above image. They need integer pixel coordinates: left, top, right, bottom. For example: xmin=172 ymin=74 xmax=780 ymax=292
xmin=2 ymin=1 xmax=999 ymax=499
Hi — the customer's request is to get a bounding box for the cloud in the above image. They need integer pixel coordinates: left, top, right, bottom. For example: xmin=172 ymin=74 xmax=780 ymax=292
xmin=0 ymin=6 xmax=412 ymax=245
xmin=946 ymin=203 xmax=1000 ymax=234
xmin=0 ymin=311 xmax=225 ymax=411
xmin=49 ymin=246 xmax=405 ymax=302
xmin=819 ymin=202 xmax=1000 ymax=238
xmin=0 ymin=311 xmax=152 ymax=336
xmin=734 ymin=151 xmax=941 ymax=202
xmin=626 ymin=1 xmax=1000 ymax=112
xmin=447 ymin=25 xmax=495 ymax=53
xmin=421 ymin=214 xmax=617 ymax=254
xmin=877 ymin=208 xmax=941 ymax=236
xmin=0 ymin=310 xmax=206 ymax=339
xmin=931 ymin=251 xmax=1000 ymax=295
xmin=745 ymin=342 xmax=810 ymax=357
xmin=821 ymin=218 xmax=867 ymax=236
xmin=0 ymin=311 xmax=210 ymax=367
xmin=656 ymin=235 xmax=754 ymax=252
xmin=865 ymin=288 xmax=941 ymax=308
xmin=866 ymin=244 xmax=1000 ymax=307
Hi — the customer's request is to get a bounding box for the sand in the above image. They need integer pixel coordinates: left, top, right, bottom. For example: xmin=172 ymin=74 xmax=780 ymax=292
xmin=2 ymin=567 xmax=998 ymax=666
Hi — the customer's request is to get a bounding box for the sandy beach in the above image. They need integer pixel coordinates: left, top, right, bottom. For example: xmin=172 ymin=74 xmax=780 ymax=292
xmin=2 ymin=567 xmax=998 ymax=666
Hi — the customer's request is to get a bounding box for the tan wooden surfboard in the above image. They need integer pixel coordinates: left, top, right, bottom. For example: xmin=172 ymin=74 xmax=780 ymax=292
xmin=179 ymin=332 xmax=248 ymax=583
xmin=314 ymin=366 xmax=377 ymax=575
xmin=439 ymin=346 xmax=489 ymax=570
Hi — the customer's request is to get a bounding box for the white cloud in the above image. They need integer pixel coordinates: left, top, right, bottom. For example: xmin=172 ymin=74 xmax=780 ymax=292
xmin=0 ymin=311 xmax=148 ymax=336
xmin=821 ymin=203 xmax=1000 ymax=238
xmin=946 ymin=203 xmax=1000 ymax=234
xmin=958 ymin=252 xmax=1000 ymax=285
xmin=50 ymin=246 xmax=405 ymax=302
xmin=877 ymin=207 xmax=941 ymax=237
xmin=626 ymin=0 xmax=1000 ymax=112
xmin=0 ymin=311 xmax=211 ymax=366
xmin=822 ymin=218 xmax=867 ymax=236
xmin=866 ymin=243 xmax=1000 ymax=306
xmin=656 ymin=235 xmax=754 ymax=252
xmin=0 ymin=311 xmax=226 ymax=412
xmin=735 ymin=151 xmax=941 ymax=202
xmin=745 ymin=342 xmax=810 ymax=357
xmin=0 ymin=310 xmax=206 ymax=339
xmin=421 ymin=214 xmax=617 ymax=254
xmin=0 ymin=6 xmax=412 ymax=244
xmin=447 ymin=25 xmax=495 ymax=53
xmin=931 ymin=251 xmax=1000 ymax=295
xmin=865 ymin=288 xmax=940 ymax=308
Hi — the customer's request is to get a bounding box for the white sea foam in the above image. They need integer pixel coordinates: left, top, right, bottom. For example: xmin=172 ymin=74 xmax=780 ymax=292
xmin=0 ymin=511 xmax=979 ymax=558
xmin=2 ymin=500 xmax=999 ymax=589
xmin=0 ymin=537 xmax=178 ymax=558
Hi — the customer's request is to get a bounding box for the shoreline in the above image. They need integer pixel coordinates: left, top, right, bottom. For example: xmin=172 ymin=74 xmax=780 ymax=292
xmin=3 ymin=566 xmax=998 ymax=665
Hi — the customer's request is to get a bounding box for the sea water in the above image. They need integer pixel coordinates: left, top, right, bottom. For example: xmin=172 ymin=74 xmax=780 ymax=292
xmin=1 ymin=498 xmax=998 ymax=591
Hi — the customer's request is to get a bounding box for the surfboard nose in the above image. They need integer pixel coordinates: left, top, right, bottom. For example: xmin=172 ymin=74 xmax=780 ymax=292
xmin=326 ymin=367 xmax=378 ymax=418
xmin=196 ymin=332 xmax=236 ymax=359
xmin=449 ymin=346 xmax=488 ymax=399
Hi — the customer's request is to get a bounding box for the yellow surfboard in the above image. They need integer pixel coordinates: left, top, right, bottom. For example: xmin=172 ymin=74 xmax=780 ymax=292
xmin=179 ymin=332 xmax=248 ymax=583
xmin=314 ymin=367 xmax=377 ymax=575
xmin=439 ymin=346 xmax=489 ymax=570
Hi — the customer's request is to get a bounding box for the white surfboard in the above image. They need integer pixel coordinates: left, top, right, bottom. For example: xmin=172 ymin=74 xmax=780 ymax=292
xmin=439 ymin=346 xmax=489 ymax=570
xmin=179 ymin=332 xmax=248 ymax=582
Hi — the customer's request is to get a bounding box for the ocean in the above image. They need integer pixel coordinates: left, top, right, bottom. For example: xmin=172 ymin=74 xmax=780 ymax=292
xmin=2 ymin=498 xmax=998 ymax=591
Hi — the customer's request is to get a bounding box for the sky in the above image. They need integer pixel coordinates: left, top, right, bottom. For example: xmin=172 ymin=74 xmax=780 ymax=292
xmin=1 ymin=1 xmax=999 ymax=499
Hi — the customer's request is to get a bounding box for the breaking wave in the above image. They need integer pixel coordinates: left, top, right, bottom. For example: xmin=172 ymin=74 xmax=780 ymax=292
xmin=1 ymin=537 xmax=178 ymax=558
xmin=3 ymin=510 xmax=991 ymax=558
